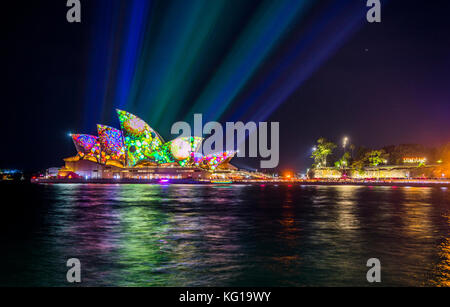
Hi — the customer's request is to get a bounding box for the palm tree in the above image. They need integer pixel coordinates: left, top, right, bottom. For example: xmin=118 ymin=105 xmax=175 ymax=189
xmin=349 ymin=144 xmax=356 ymax=159
xmin=311 ymin=138 xmax=337 ymax=167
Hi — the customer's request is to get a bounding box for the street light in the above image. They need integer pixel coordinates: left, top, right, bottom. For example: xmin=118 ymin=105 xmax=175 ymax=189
xmin=312 ymin=146 xmax=317 ymax=152
xmin=343 ymin=136 xmax=349 ymax=149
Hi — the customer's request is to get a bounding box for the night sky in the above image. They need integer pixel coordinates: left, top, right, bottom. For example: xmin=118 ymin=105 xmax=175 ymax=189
xmin=2 ymin=0 xmax=450 ymax=172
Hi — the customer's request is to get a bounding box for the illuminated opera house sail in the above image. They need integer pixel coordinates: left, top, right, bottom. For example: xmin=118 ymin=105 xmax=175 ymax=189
xmin=59 ymin=110 xmax=238 ymax=180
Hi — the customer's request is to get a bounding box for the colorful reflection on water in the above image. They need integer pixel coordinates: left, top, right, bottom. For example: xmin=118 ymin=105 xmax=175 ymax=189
xmin=0 ymin=184 xmax=449 ymax=286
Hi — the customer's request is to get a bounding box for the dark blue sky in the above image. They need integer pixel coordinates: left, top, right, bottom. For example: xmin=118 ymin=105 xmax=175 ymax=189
xmin=1 ymin=0 xmax=450 ymax=172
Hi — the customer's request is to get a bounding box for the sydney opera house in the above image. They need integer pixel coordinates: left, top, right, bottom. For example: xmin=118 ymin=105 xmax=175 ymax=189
xmin=55 ymin=109 xmax=242 ymax=181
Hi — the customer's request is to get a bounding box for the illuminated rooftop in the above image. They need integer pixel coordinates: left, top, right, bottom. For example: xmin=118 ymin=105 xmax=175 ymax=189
xmin=71 ymin=109 xmax=236 ymax=171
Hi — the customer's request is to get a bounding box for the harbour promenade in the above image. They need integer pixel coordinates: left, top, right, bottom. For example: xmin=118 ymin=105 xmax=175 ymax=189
xmin=30 ymin=177 xmax=450 ymax=187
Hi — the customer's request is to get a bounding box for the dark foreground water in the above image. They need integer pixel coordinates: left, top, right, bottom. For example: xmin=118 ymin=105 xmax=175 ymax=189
xmin=1 ymin=183 xmax=449 ymax=287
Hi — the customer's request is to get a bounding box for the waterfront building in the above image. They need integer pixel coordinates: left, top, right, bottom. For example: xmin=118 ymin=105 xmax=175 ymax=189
xmin=54 ymin=109 xmax=242 ymax=181
xmin=310 ymin=164 xmax=443 ymax=180
xmin=0 ymin=169 xmax=23 ymax=181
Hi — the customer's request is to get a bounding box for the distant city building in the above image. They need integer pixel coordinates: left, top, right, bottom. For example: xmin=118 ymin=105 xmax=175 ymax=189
xmin=0 ymin=169 xmax=23 ymax=181
xmin=46 ymin=167 xmax=60 ymax=178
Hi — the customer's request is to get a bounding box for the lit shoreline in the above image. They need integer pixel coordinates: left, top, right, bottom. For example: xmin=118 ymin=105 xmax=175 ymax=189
xmin=30 ymin=178 xmax=450 ymax=187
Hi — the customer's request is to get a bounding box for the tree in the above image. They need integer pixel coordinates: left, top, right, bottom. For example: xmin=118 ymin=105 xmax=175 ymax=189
xmin=383 ymin=144 xmax=429 ymax=165
xmin=335 ymin=152 xmax=351 ymax=170
xmin=433 ymin=143 xmax=450 ymax=178
xmin=365 ymin=150 xmax=387 ymax=167
xmin=349 ymin=144 xmax=356 ymax=159
xmin=311 ymin=138 xmax=337 ymax=168
xmin=351 ymin=159 xmax=366 ymax=174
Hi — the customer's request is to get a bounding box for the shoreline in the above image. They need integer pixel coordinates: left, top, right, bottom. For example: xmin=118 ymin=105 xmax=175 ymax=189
xmin=28 ymin=178 xmax=450 ymax=187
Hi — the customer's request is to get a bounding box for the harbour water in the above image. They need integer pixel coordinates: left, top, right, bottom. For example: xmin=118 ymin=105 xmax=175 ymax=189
xmin=1 ymin=183 xmax=449 ymax=286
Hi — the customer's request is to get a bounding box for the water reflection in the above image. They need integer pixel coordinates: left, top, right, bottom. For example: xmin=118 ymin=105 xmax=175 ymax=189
xmin=1 ymin=183 xmax=449 ymax=286
xmin=112 ymin=185 xmax=249 ymax=286
xmin=430 ymin=211 xmax=450 ymax=287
